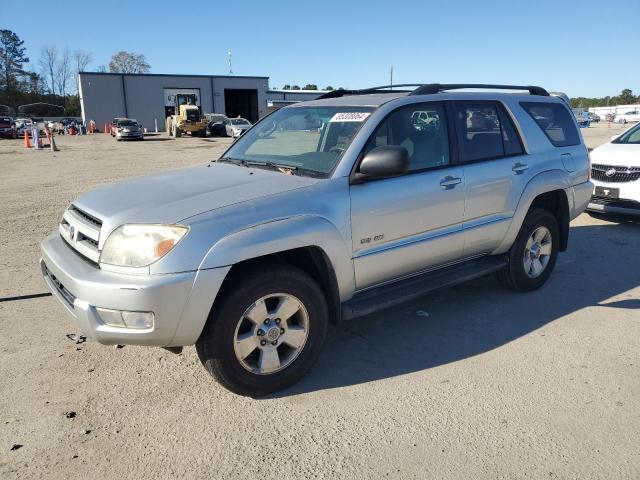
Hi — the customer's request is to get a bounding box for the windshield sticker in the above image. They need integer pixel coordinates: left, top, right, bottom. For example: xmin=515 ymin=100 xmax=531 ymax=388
xmin=329 ymin=112 xmax=371 ymax=123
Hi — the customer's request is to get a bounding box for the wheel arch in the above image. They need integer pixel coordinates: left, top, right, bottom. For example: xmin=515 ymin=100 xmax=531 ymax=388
xmin=199 ymin=215 xmax=354 ymax=323
xmin=494 ymin=170 xmax=572 ymax=254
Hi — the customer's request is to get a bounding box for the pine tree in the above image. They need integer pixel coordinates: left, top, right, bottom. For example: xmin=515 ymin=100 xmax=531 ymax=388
xmin=0 ymin=30 xmax=29 ymax=93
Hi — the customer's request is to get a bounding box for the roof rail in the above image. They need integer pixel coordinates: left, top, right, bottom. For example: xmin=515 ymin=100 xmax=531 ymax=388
xmin=316 ymin=84 xmax=425 ymax=100
xmin=410 ymin=83 xmax=549 ymax=96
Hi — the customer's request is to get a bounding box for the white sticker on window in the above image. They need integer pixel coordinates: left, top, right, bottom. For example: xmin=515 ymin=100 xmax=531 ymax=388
xmin=329 ymin=112 xmax=371 ymax=123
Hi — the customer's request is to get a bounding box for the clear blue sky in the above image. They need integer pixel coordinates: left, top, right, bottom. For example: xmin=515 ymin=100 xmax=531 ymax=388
xmin=2 ymin=0 xmax=638 ymax=97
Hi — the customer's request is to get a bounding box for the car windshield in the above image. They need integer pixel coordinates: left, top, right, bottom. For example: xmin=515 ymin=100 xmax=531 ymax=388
xmin=220 ymin=106 xmax=374 ymax=176
xmin=613 ymin=123 xmax=640 ymax=144
xmin=118 ymin=120 xmax=137 ymax=127
xmin=230 ymin=119 xmax=250 ymax=125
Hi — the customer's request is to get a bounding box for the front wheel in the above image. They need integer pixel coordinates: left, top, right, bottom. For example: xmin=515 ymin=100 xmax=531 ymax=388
xmin=498 ymin=208 xmax=559 ymax=292
xmin=196 ymin=264 xmax=328 ymax=396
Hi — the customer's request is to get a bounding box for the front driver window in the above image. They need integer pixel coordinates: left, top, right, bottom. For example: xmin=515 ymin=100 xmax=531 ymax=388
xmin=363 ymin=103 xmax=450 ymax=172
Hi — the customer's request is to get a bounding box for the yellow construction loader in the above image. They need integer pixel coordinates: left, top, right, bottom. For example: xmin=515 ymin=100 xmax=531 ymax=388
xmin=165 ymin=93 xmax=208 ymax=137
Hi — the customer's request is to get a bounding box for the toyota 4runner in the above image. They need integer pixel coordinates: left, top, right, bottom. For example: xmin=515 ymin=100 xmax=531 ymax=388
xmin=40 ymin=84 xmax=593 ymax=396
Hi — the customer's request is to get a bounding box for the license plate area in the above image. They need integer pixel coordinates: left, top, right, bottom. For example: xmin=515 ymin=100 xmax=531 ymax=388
xmin=594 ymin=186 xmax=619 ymax=198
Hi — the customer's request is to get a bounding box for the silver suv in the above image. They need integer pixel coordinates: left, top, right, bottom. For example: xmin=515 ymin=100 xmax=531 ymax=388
xmin=40 ymin=84 xmax=593 ymax=396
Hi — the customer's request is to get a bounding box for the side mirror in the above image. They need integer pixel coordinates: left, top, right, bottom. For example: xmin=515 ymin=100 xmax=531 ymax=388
xmin=353 ymin=145 xmax=409 ymax=183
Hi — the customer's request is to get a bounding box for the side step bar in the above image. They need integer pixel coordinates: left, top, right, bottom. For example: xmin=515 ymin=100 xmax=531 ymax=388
xmin=342 ymin=255 xmax=507 ymax=321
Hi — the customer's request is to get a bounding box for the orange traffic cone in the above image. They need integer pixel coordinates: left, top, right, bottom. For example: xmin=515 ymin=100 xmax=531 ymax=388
xmin=23 ymin=130 xmax=31 ymax=148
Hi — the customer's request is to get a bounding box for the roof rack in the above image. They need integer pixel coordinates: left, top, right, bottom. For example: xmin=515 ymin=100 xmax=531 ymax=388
xmin=410 ymin=83 xmax=549 ymax=96
xmin=316 ymin=84 xmax=425 ymax=99
xmin=316 ymin=83 xmax=549 ymax=100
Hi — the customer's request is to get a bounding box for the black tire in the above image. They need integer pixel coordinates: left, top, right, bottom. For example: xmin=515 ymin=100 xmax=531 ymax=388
xmin=192 ymin=130 xmax=199 ymax=137
xmin=498 ymin=208 xmax=559 ymax=292
xmin=196 ymin=264 xmax=328 ymax=396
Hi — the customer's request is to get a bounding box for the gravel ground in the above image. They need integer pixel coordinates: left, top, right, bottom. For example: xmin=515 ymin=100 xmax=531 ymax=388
xmin=0 ymin=123 xmax=638 ymax=479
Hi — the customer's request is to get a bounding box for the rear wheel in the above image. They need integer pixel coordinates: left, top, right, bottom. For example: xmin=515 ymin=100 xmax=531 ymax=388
xmin=498 ymin=208 xmax=559 ymax=292
xmin=196 ymin=265 xmax=328 ymax=397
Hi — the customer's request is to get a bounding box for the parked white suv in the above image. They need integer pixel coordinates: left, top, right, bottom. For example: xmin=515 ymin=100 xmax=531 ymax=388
xmin=40 ymin=84 xmax=592 ymax=396
xmin=588 ymin=122 xmax=640 ymax=216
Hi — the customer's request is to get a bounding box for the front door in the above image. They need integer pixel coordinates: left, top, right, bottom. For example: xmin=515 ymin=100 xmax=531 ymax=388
xmin=350 ymin=102 xmax=465 ymax=290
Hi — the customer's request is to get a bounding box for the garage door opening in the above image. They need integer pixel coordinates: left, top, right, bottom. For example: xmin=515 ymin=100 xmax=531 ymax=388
xmin=224 ymin=89 xmax=258 ymax=123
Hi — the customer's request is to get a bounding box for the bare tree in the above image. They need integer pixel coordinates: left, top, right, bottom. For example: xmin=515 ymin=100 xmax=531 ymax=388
xmin=95 ymin=64 xmax=107 ymax=73
xmin=73 ymin=50 xmax=92 ymax=73
xmin=108 ymin=51 xmax=150 ymax=74
xmin=38 ymin=45 xmax=57 ymax=94
xmin=73 ymin=49 xmax=92 ymax=91
xmin=55 ymin=47 xmax=72 ymax=96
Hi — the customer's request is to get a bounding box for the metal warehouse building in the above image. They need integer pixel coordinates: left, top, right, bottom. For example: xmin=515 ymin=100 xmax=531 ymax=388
xmin=78 ymin=72 xmax=270 ymax=132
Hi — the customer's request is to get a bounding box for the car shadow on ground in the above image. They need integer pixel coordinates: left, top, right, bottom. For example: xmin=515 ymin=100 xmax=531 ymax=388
xmin=268 ymin=221 xmax=640 ymax=398
xmin=139 ymin=137 xmax=174 ymax=142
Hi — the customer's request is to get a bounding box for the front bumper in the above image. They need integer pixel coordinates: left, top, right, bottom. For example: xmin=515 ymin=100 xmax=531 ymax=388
xmin=587 ymin=179 xmax=640 ymax=216
xmin=40 ymin=233 xmax=230 ymax=346
xmin=116 ymin=131 xmax=143 ymax=139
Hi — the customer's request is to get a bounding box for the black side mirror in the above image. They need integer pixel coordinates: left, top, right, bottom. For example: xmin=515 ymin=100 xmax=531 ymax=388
xmin=353 ymin=145 xmax=409 ymax=183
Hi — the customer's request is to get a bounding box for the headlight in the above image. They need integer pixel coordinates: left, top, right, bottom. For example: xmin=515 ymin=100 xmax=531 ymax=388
xmin=99 ymin=224 xmax=189 ymax=267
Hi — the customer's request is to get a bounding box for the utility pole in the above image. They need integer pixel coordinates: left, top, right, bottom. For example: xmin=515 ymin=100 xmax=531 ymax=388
xmin=228 ymin=51 xmax=233 ymax=75
xmin=390 ymin=66 xmax=393 ymax=89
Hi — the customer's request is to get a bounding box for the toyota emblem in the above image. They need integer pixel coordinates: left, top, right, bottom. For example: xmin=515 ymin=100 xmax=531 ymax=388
xmin=69 ymin=225 xmax=75 ymax=239
xmin=605 ymin=168 xmax=617 ymax=177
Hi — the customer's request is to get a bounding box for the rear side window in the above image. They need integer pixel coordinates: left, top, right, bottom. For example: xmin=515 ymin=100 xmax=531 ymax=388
xmin=453 ymin=102 xmax=524 ymax=162
xmin=520 ymin=102 xmax=580 ymax=147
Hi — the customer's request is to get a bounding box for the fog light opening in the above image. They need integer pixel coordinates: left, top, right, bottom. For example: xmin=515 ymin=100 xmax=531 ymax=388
xmin=96 ymin=308 xmax=154 ymax=330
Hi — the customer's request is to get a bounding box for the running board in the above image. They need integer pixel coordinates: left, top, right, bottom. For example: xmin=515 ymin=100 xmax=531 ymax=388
xmin=342 ymin=255 xmax=507 ymax=321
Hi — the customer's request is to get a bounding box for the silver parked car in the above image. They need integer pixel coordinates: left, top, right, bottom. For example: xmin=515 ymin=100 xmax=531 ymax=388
xmin=115 ymin=118 xmax=144 ymax=141
xmin=224 ymin=117 xmax=252 ymax=137
xmin=40 ymin=83 xmax=592 ymax=396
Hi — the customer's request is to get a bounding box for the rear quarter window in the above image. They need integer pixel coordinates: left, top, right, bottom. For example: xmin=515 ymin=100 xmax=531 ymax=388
xmin=520 ymin=102 xmax=580 ymax=147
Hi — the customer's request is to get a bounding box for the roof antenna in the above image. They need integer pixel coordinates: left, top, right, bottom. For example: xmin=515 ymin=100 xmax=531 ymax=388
xmin=228 ymin=51 xmax=233 ymax=75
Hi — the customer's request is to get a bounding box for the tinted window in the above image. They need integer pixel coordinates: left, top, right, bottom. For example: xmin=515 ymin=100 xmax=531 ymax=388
xmin=363 ymin=103 xmax=450 ymax=172
xmin=521 ymin=102 xmax=580 ymax=147
xmin=454 ymin=102 xmax=523 ymax=162
xmin=497 ymin=107 xmax=524 ymax=156
xmin=613 ymin=122 xmax=640 ymax=144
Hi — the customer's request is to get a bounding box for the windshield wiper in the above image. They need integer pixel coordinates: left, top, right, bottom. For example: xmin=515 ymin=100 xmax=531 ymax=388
xmin=217 ymin=157 xmax=249 ymax=167
xmin=218 ymin=158 xmax=325 ymax=178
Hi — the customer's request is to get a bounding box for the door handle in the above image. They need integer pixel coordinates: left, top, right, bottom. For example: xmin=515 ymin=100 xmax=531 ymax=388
xmin=512 ymin=162 xmax=529 ymax=174
xmin=439 ymin=176 xmax=462 ymax=189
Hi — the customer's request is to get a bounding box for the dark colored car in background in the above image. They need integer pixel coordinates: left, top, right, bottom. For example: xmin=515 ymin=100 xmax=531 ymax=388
xmin=206 ymin=113 xmax=228 ymax=136
xmin=0 ymin=117 xmax=17 ymax=139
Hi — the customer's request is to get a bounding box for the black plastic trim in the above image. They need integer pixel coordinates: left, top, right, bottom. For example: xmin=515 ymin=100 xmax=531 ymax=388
xmin=411 ymin=84 xmax=549 ymax=96
xmin=342 ymin=255 xmax=507 ymax=320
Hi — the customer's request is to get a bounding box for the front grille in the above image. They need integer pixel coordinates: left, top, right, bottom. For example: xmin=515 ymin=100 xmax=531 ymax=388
xmin=590 ymin=196 xmax=640 ymax=210
xmin=59 ymin=205 xmax=102 ymax=264
xmin=69 ymin=205 xmax=102 ymax=227
xmin=43 ymin=265 xmax=76 ymax=307
xmin=591 ymin=164 xmax=640 ymax=183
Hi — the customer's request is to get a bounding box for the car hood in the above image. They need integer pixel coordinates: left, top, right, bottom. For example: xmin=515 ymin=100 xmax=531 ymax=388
xmin=591 ymin=142 xmax=640 ymax=166
xmin=73 ymin=162 xmax=319 ymax=236
xmin=231 ymin=124 xmax=251 ymax=130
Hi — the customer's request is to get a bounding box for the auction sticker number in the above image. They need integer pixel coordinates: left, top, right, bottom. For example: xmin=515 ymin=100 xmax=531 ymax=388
xmin=329 ymin=112 xmax=371 ymax=123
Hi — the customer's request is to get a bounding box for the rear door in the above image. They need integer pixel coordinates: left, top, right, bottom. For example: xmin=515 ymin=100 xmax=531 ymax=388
xmin=452 ymin=101 xmax=532 ymax=256
xmin=349 ymin=102 xmax=465 ymax=290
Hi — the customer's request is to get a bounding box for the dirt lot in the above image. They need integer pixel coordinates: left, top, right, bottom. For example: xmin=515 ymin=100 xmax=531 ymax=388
xmin=1 ymin=123 xmax=638 ymax=479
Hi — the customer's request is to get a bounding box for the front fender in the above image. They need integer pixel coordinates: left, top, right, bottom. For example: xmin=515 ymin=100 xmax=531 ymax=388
xmin=199 ymin=215 xmax=355 ymax=301
xmin=493 ymin=170 xmax=571 ymax=254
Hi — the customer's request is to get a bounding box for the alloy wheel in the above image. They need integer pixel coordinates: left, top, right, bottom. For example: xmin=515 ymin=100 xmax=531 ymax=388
xmin=233 ymin=293 xmax=309 ymax=375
